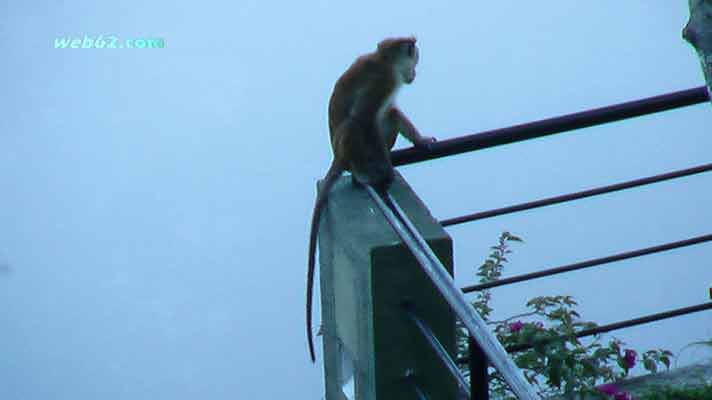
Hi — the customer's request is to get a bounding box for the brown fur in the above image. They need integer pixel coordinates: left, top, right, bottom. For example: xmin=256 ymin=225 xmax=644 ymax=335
xmin=307 ymin=37 xmax=432 ymax=362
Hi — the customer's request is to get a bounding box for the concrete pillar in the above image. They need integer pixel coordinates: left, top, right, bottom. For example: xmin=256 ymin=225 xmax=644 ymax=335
xmin=318 ymin=172 xmax=457 ymax=400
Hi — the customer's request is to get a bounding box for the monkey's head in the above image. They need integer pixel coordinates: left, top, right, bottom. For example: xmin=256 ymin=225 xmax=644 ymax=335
xmin=377 ymin=37 xmax=419 ymax=84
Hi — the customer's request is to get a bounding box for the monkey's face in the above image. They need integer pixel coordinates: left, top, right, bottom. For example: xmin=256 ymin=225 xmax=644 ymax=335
xmin=378 ymin=37 xmax=419 ymax=84
xmin=396 ymin=41 xmax=419 ymax=84
xmin=402 ymin=42 xmax=419 ymax=84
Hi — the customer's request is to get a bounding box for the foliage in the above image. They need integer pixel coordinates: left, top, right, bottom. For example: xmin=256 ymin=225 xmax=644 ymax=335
xmin=457 ymin=232 xmax=673 ymax=399
xmin=638 ymin=384 xmax=712 ymax=400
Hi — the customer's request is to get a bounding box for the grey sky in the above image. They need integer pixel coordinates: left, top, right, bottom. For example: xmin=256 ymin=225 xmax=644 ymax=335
xmin=1 ymin=1 xmax=711 ymax=399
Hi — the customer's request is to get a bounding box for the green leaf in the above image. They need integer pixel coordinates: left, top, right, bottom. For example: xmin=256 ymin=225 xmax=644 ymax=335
xmin=593 ymin=348 xmax=610 ymax=359
xmin=508 ymin=234 xmax=523 ymax=242
xmin=581 ymin=360 xmax=597 ymax=377
xmin=660 ymin=356 xmax=671 ymax=369
xmin=643 ymin=358 xmax=657 ymax=373
xmin=610 ymin=340 xmax=621 ymax=353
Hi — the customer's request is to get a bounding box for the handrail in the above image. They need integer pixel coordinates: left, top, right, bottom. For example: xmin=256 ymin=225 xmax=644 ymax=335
xmin=365 ymin=185 xmax=541 ymax=400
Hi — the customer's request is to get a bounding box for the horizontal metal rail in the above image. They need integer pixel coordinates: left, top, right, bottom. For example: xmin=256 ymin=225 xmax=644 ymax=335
xmin=462 ymin=233 xmax=712 ymax=293
xmin=441 ymin=162 xmax=712 ymax=226
xmin=365 ymin=185 xmax=541 ymax=400
xmin=392 ymin=86 xmax=709 ymax=166
xmin=506 ymin=302 xmax=712 ymax=353
xmin=457 ymin=302 xmax=712 ymax=364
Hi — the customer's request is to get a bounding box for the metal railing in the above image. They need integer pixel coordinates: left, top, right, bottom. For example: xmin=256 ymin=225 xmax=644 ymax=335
xmin=384 ymin=86 xmax=711 ymax=399
xmin=365 ymin=185 xmax=541 ymax=400
xmin=392 ymin=86 xmax=709 ymax=167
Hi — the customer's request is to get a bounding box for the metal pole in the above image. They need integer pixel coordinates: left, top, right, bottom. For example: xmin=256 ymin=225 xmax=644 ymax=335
xmin=441 ymin=162 xmax=712 ymax=226
xmin=404 ymin=305 xmax=471 ymax=398
xmin=505 ymin=302 xmax=712 ymax=353
xmin=404 ymin=370 xmax=430 ymax=400
xmin=365 ymin=185 xmax=540 ymax=400
xmin=462 ymin=233 xmax=712 ymax=292
xmin=469 ymin=336 xmax=490 ymax=400
xmin=392 ymin=86 xmax=709 ymax=166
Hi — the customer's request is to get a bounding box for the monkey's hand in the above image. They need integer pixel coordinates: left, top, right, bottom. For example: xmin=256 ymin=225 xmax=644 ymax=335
xmin=414 ymin=136 xmax=437 ymax=150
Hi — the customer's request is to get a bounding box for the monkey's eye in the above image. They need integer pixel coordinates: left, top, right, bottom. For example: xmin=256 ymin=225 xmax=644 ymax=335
xmin=404 ymin=42 xmax=415 ymax=57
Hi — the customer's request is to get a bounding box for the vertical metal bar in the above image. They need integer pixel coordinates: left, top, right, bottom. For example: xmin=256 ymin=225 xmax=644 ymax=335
xmin=365 ymin=185 xmax=540 ymax=400
xmin=405 ymin=305 xmax=471 ymax=398
xmin=469 ymin=336 xmax=490 ymax=400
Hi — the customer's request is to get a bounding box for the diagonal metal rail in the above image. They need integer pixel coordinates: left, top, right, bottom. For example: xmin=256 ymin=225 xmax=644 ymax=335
xmin=404 ymin=304 xmax=471 ymax=398
xmin=365 ymin=185 xmax=541 ymax=400
xmin=404 ymin=370 xmax=430 ymax=400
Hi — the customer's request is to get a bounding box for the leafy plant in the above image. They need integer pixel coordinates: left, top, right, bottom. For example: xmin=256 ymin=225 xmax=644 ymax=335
xmin=638 ymin=384 xmax=712 ymax=400
xmin=457 ymin=232 xmax=673 ymax=399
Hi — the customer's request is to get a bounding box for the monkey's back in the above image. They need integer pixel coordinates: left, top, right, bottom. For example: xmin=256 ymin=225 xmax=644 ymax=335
xmin=327 ymin=54 xmax=396 ymax=180
xmin=328 ymin=55 xmax=396 ymax=136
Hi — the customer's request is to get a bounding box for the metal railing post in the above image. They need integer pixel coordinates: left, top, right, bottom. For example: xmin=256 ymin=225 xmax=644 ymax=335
xmin=469 ymin=336 xmax=490 ymax=400
xmin=366 ymin=184 xmax=541 ymax=400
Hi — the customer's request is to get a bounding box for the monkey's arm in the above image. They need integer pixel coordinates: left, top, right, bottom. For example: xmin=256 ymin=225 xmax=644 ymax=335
xmin=392 ymin=108 xmax=436 ymax=148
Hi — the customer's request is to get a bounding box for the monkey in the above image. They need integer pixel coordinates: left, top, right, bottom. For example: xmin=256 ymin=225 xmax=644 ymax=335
xmin=307 ymin=37 xmax=436 ymax=362
xmin=327 ymin=41 xmax=436 ymax=156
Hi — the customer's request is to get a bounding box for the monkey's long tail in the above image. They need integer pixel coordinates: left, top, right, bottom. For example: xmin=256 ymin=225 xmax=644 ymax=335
xmin=306 ymin=162 xmax=342 ymax=363
xmin=306 ymin=200 xmax=320 ymax=363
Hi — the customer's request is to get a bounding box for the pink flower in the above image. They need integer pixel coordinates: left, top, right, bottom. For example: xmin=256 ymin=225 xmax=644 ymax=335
xmin=623 ymin=349 xmax=637 ymax=369
xmin=596 ymin=383 xmax=620 ymax=396
xmin=509 ymin=321 xmax=524 ymax=333
xmin=614 ymin=391 xmax=632 ymax=400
